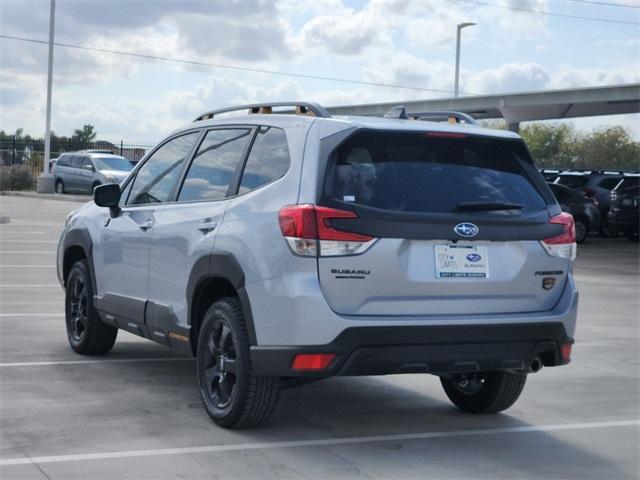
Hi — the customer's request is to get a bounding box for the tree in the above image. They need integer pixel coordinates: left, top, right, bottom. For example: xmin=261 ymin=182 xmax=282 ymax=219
xmin=72 ymin=124 xmax=97 ymax=146
xmin=569 ymin=127 xmax=640 ymax=171
xmin=520 ymin=123 xmax=574 ymax=168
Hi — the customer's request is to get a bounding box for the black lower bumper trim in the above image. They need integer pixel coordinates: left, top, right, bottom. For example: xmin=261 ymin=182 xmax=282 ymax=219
xmin=250 ymin=323 xmax=572 ymax=377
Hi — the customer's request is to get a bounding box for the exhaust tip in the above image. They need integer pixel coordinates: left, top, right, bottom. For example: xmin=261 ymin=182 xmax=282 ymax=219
xmin=530 ymin=358 xmax=543 ymax=373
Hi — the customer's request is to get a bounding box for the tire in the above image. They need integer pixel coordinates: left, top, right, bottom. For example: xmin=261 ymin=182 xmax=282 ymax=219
xmin=65 ymin=259 xmax=117 ymax=355
xmin=55 ymin=179 xmax=65 ymax=194
xmin=196 ymin=297 xmax=280 ymax=429
xmin=440 ymin=371 xmax=526 ymax=414
xmin=626 ymin=230 xmax=639 ymax=242
xmin=575 ymin=219 xmax=588 ymax=244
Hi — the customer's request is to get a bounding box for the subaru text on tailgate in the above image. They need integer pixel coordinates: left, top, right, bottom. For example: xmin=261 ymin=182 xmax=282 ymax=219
xmin=57 ymin=102 xmax=578 ymax=428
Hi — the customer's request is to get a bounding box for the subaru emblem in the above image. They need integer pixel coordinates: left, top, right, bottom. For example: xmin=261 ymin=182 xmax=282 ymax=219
xmin=466 ymin=253 xmax=482 ymax=262
xmin=454 ymin=223 xmax=479 ymax=238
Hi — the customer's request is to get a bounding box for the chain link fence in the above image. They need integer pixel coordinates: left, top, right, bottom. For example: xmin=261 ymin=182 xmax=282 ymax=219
xmin=0 ymin=137 xmax=154 ymax=191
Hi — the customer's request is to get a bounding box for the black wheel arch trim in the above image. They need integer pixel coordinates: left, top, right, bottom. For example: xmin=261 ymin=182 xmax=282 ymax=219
xmin=61 ymin=228 xmax=96 ymax=293
xmin=187 ymin=251 xmax=257 ymax=348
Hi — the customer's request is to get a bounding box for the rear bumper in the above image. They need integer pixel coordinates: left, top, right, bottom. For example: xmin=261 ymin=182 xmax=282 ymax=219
xmin=251 ymin=322 xmax=573 ymax=377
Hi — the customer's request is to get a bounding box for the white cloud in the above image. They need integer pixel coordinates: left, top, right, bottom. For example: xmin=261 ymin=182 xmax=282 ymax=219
xmin=469 ymin=62 xmax=551 ymax=93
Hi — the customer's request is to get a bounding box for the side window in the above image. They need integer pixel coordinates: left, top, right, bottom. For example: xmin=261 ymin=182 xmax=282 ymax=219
xmin=119 ymin=179 xmax=133 ymax=206
xmin=599 ymin=177 xmax=621 ymax=190
xmin=70 ymin=156 xmax=83 ymax=169
xmin=551 ymin=185 xmax=568 ymax=202
xmin=238 ymin=126 xmax=290 ymax=194
xmin=57 ymin=155 xmax=69 ymax=167
xmin=178 ymin=128 xmax=252 ymax=202
xmin=82 ymin=157 xmax=94 ymax=171
xmin=127 ymin=132 xmax=198 ymax=205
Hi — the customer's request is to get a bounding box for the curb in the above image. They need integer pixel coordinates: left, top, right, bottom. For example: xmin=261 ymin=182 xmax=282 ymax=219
xmin=0 ymin=191 xmax=91 ymax=204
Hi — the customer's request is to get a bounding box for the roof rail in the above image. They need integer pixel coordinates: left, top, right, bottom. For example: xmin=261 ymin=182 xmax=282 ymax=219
xmin=193 ymin=102 xmax=331 ymax=122
xmin=383 ymin=106 xmax=477 ymax=125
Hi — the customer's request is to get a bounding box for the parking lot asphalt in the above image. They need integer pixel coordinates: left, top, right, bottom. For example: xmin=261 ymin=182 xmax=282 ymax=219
xmin=0 ymin=195 xmax=638 ymax=479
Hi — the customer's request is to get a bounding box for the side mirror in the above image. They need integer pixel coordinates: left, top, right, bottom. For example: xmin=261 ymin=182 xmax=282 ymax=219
xmin=84 ymin=164 xmax=95 ymax=171
xmin=94 ymin=183 xmax=121 ymax=217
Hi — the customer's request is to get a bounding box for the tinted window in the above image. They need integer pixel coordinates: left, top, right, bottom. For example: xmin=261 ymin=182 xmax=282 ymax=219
xmin=82 ymin=157 xmax=94 ymax=170
xmin=128 ymin=132 xmax=198 ymax=205
xmin=557 ymin=175 xmax=588 ymax=189
xmin=325 ymin=132 xmax=546 ymax=214
xmin=239 ymin=126 xmax=290 ymax=194
xmin=549 ymin=184 xmax=569 ymax=202
xmin=94 ymin=156 xmax=133 ymax=172
xmin=616 ymin=177 xmax=640 ymax=191
xmin=598 ymin=177 xmax=621 ymax=190
xmin=178 ymin=129 xmax=252 ymax=202
xmin=57 ymin=155 xmax=69 ymax=167
xmin=70 ymin=156 xmax=84 ymax=168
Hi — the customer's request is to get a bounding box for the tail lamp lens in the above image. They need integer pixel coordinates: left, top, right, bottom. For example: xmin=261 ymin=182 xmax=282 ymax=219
xmin=278 ymin=204 xmax=376 ymax=257
xmin=540 ymin=212 xmax=577 ymax=261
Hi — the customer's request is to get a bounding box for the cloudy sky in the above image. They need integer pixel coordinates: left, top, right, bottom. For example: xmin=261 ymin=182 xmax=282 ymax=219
xmin=1 ymin=0 xmax=639 ymax=143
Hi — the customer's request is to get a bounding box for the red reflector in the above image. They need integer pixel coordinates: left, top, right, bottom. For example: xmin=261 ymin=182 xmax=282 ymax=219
xmin=545 ymin=212 xmax=576 ymax=244
xmin=560 ymin=343 xmax=572 ymax=363
xmin=291 ymin=353 xmax=336 ymax=371
xmin=425 ymin=131 xmax=466 ymax=138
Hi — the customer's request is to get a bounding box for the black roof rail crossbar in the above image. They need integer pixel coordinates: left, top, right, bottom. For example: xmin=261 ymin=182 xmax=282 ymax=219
xmin=383 ymin=106 xmax=477 ymax=125
xmin=193 ymin=102 xmax=331 ymax=122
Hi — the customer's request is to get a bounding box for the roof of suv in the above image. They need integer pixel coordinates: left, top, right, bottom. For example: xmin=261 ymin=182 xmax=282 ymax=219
xmin=187 ymin=113 xmax=521 ymax=141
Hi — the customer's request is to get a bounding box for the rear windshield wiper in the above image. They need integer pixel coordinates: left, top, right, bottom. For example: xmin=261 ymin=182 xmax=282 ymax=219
xmin=453 ymin=201 xmax=524 ymax=212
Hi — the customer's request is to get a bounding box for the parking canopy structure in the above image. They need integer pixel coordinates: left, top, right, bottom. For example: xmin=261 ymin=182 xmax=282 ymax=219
xmin=327 ymin=83 xmax=640 ymax=131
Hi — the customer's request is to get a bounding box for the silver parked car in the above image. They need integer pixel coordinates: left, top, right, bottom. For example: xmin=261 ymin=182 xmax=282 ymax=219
xmin=53 ymin=151 xmax=133 ymax=194
xmin=57 ymin=102 xmax=578 ymax=428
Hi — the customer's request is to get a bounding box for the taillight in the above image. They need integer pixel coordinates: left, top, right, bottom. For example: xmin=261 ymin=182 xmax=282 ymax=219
xmin=540 ymin=212 xmax=576 ymax=261
xmin=278 ymin=204 xmax=376 ymax=257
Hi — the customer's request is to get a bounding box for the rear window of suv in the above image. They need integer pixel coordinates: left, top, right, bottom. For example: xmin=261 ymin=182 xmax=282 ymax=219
xmin=324 ymin=131 xmax=547 ymax=214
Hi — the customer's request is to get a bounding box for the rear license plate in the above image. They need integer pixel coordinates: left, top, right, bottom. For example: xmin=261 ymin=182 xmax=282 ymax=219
xmin=435 ymin=245 xmax=489 ymax=278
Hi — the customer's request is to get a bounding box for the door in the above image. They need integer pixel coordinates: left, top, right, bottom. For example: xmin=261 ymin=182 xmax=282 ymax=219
xmin=79 ymin=156 xmax=96 ymax=193
xmin=316 ymin=131 xmax=570 ymax=316
xmin=147 ymin=127 xmax=254 ymax=334
xmin=68 ymin=155 xmax=84 ymax=191
xmin=95 ymin=131 xmax=200 ymax=324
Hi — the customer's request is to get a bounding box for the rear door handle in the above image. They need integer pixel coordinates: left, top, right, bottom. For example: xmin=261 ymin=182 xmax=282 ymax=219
xmin=139 ymin=219 xmax=154 ymax=231
xmin=197 ymin=220 xmax=217 ymax=233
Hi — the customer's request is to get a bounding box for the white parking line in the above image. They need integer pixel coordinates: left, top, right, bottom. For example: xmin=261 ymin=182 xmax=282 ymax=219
xmin=0 ymin=265 xmax=56 ymax=268
xmin=0 ymin=240 xmax=58 ymax=243
xmin=0 ymin=357 xmax=194 ymax=368
xmin=0 ymin=251 xmax=55 ymax=254
xmin=0 ymin=419 xmax=637 ymax=467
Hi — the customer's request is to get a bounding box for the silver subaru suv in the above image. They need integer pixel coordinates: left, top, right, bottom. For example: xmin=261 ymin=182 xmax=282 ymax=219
xmin=57 ymin=102 xmax=578 ymax=428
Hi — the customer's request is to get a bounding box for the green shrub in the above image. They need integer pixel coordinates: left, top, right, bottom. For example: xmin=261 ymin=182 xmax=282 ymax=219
xmin=0 ymin=165 xmax=35 ymax=191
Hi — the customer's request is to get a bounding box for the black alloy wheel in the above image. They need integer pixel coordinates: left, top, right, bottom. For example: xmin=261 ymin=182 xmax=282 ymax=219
xmin=200 ymin=318 xmax=239 ymax=410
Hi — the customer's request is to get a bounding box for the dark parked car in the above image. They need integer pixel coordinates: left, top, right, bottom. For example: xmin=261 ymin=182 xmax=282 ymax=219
xmin=554 ymin=172 xmax=622 ymax=236
xmin=548 ymin=183 xmax=600 ymax=244
xmin=608 ymin=177 xmax=639 ymax=241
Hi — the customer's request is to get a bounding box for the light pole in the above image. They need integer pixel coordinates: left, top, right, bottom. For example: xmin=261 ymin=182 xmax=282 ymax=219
xmin=454 ymin=22 xmax=475 ymax=98
xmin=37 ymin=0 xmax=56 ymax=193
